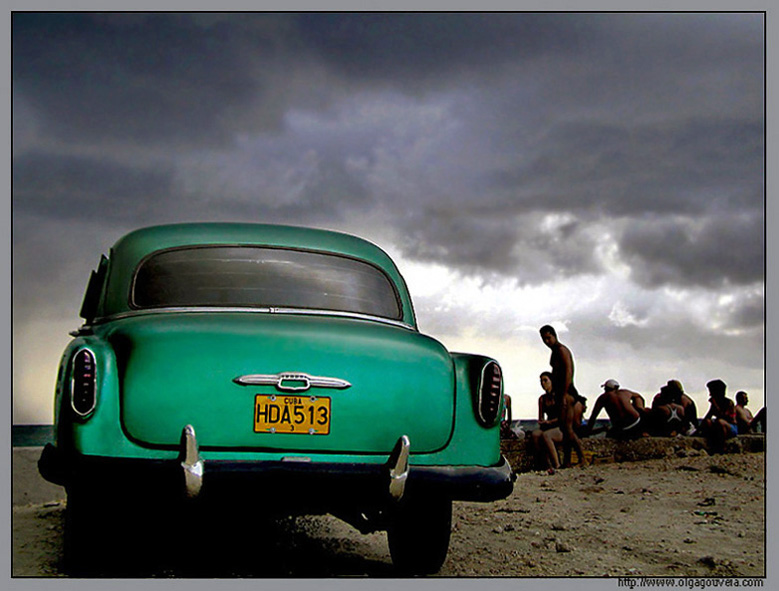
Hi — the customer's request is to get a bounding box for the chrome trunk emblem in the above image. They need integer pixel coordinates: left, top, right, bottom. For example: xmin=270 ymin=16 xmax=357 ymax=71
xmin=233 ymin=372 xmax=352 ymax=393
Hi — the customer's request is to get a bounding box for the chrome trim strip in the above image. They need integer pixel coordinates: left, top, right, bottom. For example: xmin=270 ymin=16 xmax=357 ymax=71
xmin=477 ymin=360 xmax=503 ymax=426
xmin=92 ymin=307 xmax=415 ymax=331
xmin=269 ymin=307 xmax=415 ymax=330
xmin=233 ymin=372 xmax=352 ymax=392
xmin=70 ymin=347 xmax=97 ymax=418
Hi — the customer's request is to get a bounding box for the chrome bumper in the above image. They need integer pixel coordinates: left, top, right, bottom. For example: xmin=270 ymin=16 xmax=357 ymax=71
xmin=179 ymin=425 xmax=412 ymax=502
xmin=40 ymin=429 xmax=514 ymax=503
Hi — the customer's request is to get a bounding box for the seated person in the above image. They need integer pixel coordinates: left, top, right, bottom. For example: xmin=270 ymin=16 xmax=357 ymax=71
xmin=698 ymin=379 xmax=738 ymax=453
xmin=500 ymin=393 xmax=515 ymax=439
xmin=581 ymin=379 xmax=648 ymax=441
xmin=651 ymin=384 xmax=686 ymax=436
xmin=668 ymin=379 xmax=699 ymax=435
xmin=531 ymin=371 xmax=586 ymax=472
xmin=735 ymin=391 xmax=766 ymax=434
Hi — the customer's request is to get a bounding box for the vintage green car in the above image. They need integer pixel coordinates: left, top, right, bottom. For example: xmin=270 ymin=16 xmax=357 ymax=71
xmin=39 ymin=223 xmax=514 ymax=574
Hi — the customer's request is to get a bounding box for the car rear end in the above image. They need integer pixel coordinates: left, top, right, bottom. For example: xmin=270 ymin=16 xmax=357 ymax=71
xmin=39 ymin=223 xmax=513 ymax=574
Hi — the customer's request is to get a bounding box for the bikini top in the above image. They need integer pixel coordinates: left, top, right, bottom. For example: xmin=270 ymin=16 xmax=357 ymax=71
xmin=711 ymin=397 xmax=736 ymax=424
xmin=540 ymin=394 xmax=559 ymax=421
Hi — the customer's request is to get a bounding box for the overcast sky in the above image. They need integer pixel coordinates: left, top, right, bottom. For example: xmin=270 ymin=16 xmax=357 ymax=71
xmin=12 ymin=12 xmax=765 ymax=423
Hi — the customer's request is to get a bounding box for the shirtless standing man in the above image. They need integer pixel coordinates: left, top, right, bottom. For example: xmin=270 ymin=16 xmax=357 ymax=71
xmin=582 ymin=379 xmax=648 ymax=440
xmin=539 ymin=325 xmax=585 ymax=467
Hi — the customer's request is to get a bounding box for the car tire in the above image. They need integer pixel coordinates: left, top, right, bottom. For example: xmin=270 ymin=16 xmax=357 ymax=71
xmin=387 ymin=495 xmax=452 ymax=575
xmin=64 ymin=484 xmax=172 ymax=576
xmin=63 ymin=484 xmax=111 ymax=575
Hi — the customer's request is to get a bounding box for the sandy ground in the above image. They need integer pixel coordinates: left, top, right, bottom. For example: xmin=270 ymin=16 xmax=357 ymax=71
xmin=12 ymin=447 xmax=765 ymax=578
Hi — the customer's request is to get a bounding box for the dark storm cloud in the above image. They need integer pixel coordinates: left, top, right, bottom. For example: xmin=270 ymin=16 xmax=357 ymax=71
xmin=13 ymin=13 xmax=584 ymax=146
xmin=11 ymin=12 xmax=764 ymax=290
xmin=294 ymin=13 xmax=595 ymax=81
xmin=619 ymin=213 xmax=764 ymax=288
xmin=726 ymin=294 xmax=765 ymax=330
xmin=13 ymin=151 xmax=174 ymax=222
xmin=397 ymin=210 xmax=602 ymax=281
xmin=499 ymin=117 xmax=765 ymax=217
xmin=12 ymin=13 xmax=267 ymax=146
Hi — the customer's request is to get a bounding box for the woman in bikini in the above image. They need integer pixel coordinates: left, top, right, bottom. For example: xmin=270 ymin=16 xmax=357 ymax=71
xmin=531 ymin=371 xmax=586 ymax=472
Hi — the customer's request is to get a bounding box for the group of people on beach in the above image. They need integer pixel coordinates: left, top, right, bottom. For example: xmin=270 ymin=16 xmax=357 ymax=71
xmin=504 ymin=325 xmax=766 ymax=473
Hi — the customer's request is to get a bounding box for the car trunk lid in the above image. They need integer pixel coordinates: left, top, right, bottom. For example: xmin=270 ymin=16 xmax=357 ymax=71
xmin=108 ymin=312 xmax=455 ymax=454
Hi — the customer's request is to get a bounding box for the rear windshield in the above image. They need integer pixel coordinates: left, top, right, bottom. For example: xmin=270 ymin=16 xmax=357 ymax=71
xmin=132 ymin=246 xmax=402 ymax=320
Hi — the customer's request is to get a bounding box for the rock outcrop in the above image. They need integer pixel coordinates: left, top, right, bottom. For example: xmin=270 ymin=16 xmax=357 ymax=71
xmin=501 ymin=433 xmax=765 ymax=473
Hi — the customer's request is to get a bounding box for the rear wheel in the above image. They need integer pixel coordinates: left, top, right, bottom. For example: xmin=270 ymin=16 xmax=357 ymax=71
xmin=64 ymin=484 xmax=177 ymax=576
xmin=64 ymin=484 xmax=114 ymax=575
xmin=387 ymin=495 xmax=452 ymax=575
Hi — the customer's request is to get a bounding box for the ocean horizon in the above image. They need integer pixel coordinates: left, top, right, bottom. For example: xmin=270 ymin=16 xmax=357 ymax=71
xmin=12 ymin=425 xmax=55 ymax=447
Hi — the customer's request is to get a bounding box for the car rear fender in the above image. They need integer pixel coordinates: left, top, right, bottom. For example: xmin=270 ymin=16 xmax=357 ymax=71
xmin=417 ymin=353 xmax=503 ymax=467
xmin=53 ymin=335 xmax=138 ymax=458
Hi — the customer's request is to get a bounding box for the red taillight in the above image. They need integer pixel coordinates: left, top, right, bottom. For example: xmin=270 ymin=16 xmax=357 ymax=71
xmin=478 ymin=361 xmax=502 ymax=426
xmin=71 ymin=349 xmax=96 ymax=417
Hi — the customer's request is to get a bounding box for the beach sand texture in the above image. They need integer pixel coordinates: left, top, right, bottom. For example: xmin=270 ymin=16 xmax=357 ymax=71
xmin=12 ymin=447 xmax=765 ymax=577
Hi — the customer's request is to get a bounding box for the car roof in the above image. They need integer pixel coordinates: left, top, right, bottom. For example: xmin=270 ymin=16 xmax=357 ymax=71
xmin=112 ymin=223 xmax=389 ymax=261
xmin=99 ymin=223 xmax=416 ymax=326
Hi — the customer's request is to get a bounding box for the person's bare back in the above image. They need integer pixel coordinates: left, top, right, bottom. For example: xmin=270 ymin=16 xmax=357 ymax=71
xmin=600 ymin=389 xmax=642 ymax=427
xmin=583 ymin=380 xmax=646 ymax=440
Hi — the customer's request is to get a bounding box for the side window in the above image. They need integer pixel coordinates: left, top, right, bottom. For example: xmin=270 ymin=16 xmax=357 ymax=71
xmin=79 ymin=255 xmax=109 ymax=322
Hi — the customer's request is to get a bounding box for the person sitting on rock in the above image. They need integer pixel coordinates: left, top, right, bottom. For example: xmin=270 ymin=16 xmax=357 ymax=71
xmin=667 ymin=379 xmax=699 ymax=435
xmin=698 ymin=379 xmax=738 ymax=453
xmin=651 ymin=384 xmax=686 ymax=436
xmin=500 ymin=393 xmax=515 ymax=439
xmin=581 ymin=379 xmax=649 ymax=441
xmin=735 ymin=391 xmax=766 ymax=434
xmin=530 ymin=371 xmax=586 ymax=473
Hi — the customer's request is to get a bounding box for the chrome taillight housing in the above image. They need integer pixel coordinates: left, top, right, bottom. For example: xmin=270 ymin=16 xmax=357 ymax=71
xmin=477 ymin=361 xmax=503 ymax=426
xmin=71 ymin=348 xmax=97 ymax=417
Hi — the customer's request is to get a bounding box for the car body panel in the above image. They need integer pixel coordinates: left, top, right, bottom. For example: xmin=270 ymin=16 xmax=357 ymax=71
xmin=105 ymin=312 xmax=455 ymax=453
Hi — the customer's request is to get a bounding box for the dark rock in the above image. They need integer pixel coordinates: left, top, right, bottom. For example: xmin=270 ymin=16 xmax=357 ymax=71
xmin=699 ymin=556 xmax=718 ymax=568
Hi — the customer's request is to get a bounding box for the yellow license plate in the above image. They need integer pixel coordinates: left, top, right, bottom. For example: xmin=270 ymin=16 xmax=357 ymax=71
xmin=254 ymin=394 xmax=331 ymax=435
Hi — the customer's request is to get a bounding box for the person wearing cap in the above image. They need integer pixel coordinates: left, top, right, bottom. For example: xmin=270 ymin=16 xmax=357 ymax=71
xmin=698 ymin=379 xmax=737 ymax=453
xmin=539 ymin=325 xmax=586 ymax=467
xmin=581 ymin=379 xmax=649 ymax=441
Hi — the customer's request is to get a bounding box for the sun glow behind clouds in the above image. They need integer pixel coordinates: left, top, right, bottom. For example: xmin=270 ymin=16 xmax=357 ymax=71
xmin=395 ymin=253 xmax=618 ymax=417
xmin=391 ymin=250 xmax=764 ymax=419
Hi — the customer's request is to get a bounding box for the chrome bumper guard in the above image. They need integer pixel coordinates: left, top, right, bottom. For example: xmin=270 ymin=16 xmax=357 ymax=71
xmin=386 ymin=435 xmax=410 ymax=501
xmin=180 ymin=424 xmax=204 ymax=498
xmin=178 ymin=427 xmax=412 ymax=502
